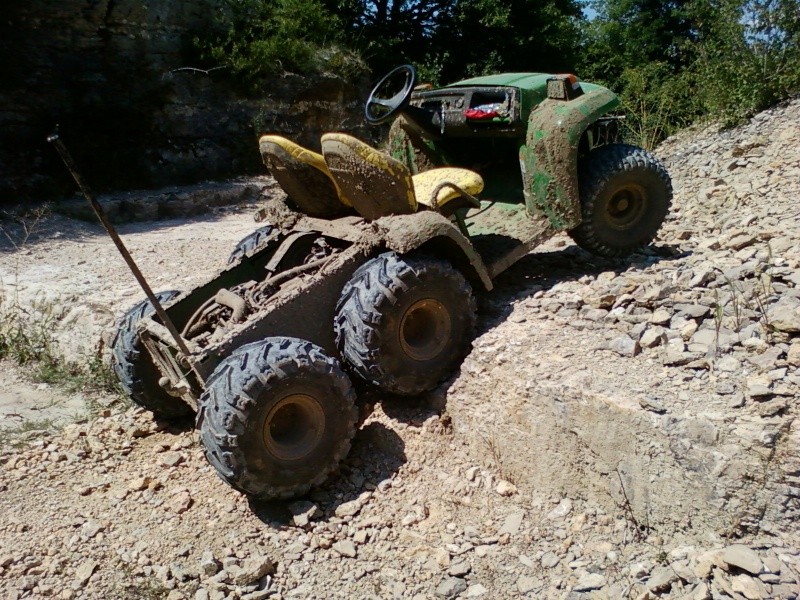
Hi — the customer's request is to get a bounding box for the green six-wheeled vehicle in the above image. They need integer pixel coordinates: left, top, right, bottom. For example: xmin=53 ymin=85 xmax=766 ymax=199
xmin=100 ymin=65 xmax=671 ymax=499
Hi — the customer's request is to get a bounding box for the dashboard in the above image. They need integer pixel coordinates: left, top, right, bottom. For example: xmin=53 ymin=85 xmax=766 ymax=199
xmin=408 ymin=86 xmax=525 ymax=138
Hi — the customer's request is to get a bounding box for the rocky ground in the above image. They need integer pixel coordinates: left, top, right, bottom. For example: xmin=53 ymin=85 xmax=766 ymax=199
xmin=0 ymin=98 xmax=798 ymax=600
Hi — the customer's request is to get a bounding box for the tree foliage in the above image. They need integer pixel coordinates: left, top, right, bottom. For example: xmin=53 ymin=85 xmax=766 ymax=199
xmin=438 ymin=0 xmax=583 ymax=81
xmin=200 ymin=0 xmax=363 ymax=87
xmin=205 ymin=0 xmax=585 ymax=84
xmin=327 ymin=0 xmax=454 ymax=75
xmin=580 ymin=0 xmax=800 ymax=145
xmin=690 ymin=0 xmax=800 ymax=121
xmin=203 ymin=0 xmax=799 ymax=141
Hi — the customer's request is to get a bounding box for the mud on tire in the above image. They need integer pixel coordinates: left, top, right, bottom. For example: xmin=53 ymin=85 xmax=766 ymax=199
xmin=227 ymin=224 xmax=279 ymax=265
xmin=197 ymin=337 xmax=358 ymax=500
xmin=569 ymin=143 xmax=672 ymax=258
xmin=110 ymin=290 xmax=193 ymax=419
xmin=334 ymin=252 xmax=477 ymax=396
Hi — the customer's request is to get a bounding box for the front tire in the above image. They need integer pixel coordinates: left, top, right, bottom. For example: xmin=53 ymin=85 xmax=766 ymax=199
xmin=110 ymin=291 xmax=193 ymax=419
xmin=197 ymin=337 xmax=357 ymax=499
xmin=334 ymin=253 xmax=476 ymax=395
xmin=569 ymin=143 xmax=672 ymax=258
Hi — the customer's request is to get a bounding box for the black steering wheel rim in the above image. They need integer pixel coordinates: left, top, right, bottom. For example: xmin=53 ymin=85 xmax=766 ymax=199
xmin=364 ymin=64 xmax=418 ymax=125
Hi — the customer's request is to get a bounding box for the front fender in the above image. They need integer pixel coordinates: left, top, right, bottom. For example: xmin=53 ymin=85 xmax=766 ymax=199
xmin=376 ymin=212 xmax=493 ymax=291
xmin=519 ymin=88 xmax=620 ymax=230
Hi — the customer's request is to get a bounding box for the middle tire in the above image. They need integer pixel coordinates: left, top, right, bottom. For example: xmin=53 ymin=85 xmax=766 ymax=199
xmin=335 ymin=252 xmax=477 ymax=395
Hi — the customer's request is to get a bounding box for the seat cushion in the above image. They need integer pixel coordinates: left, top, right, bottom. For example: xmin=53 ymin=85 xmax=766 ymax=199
xmin=412 ymin=168 xmax=484 ymax=213
xmin=321 ymin=133 xmax=416 ymax=221
xmin=259 ymin=135 xmax=351 ymax=218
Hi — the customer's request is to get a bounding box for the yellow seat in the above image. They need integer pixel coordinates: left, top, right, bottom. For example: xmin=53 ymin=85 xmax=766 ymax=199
xmin=259 ymin=135 xmax=352 ymax=218
xmin=320 ymin=133 xmax=483 ymax=221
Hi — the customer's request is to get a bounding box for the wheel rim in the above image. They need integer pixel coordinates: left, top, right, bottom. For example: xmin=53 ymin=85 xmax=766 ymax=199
xmin=603 ymin=183 xmax=648 ymax=229
xmin=399 ymin=298 xmax=452 ymax=361
xmin=263 ymin=394 xmax=325 ymax=461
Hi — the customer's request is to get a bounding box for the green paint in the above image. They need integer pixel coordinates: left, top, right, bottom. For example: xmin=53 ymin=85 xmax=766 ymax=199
xmin=520 ymin=88 xmax=620 ymax=229
xmin=388 ymin=117 xmax=452 ymax=173
xmin=391 ymin=72 xmax=621 ymax=232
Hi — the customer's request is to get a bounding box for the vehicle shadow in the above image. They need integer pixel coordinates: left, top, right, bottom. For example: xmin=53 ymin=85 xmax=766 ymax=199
xmin=359 ymin=380 xmax=446 ymax=425
xmin=156 ymin=415 xmax=196 ymax=435
xmin=475 ymin=242 xmax=688 ymax=336
xmin=246 ymin=420 xmax=407 ymax=527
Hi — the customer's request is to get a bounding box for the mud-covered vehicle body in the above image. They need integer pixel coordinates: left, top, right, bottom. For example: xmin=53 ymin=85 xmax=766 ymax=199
xmin=106 ymin=65 xmax=672 ymax=500
xmin=381 ymin=66 xmax=671 ymax=258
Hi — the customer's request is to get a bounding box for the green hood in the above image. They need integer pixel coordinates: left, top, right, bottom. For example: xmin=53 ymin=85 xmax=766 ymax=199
xmin=449 ymin=72 xmax=553 ymax=89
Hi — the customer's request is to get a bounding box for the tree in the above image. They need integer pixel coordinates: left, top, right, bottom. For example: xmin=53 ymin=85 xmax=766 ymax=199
xmin=202 ymin=0 xmax=352 ymax=85
xmin=578 ymin=0 xmax=700 ymax=147
xmin=580 ymin=0 xmax=800 ymax=146
xmin=324 ymin=0 xmax=584 ymax=83
xmin=436 ymin=0 xmax=585 ymax=81
xmin=325 ymin=0 xmax=455 ymax=74
xmin=689 ymin=0 xmax=800 ymax=121
xmin=580 ymin=0 xmax=697 ymax=83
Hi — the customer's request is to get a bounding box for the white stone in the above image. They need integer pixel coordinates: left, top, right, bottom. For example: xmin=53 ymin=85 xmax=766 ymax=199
xmin=332 ymin=540 xmax=357 ymax=558
xmin=516 ymin=574 xmax=538 ymax=594
xmin=495 ymin=480 xmax=517 ymax=497
xmin=546 ymin=499 xmax=573 ymax=520
xmin=721 ymin=545 xmax=763 ymax=575
xmin=75 ymin=560 xmax=97 ymax=586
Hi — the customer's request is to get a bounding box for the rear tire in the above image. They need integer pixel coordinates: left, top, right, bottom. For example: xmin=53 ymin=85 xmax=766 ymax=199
xmin=335 ymin=252 xmax=476 ymax=395
xmin=227 ymin=225 xmax=279 ymax=264
xmin=110 ymin=291 xmax=193 ymax=419
xmin=197 ymin=337 xmax=357 ymax=499
xmin=569 ymin=143 xmax=672 ymax=258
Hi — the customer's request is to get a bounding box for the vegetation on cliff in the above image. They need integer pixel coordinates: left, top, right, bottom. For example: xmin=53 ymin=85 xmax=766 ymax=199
xmin=206 ymin=0 xmax=800 ymax=146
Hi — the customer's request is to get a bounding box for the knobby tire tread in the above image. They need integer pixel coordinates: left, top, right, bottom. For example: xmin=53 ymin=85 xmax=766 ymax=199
xmin=227 ymin=224 xmax=279 ymax=265
xmin=569 ymin=143 xmax=672 ymax=258
xmin=110 ymin=290 xmax=193 ymax=418
xmin=197 ymin=337 xmax=358 ymax=500
xmin=334 ymin=252 xmax=476 ymax=395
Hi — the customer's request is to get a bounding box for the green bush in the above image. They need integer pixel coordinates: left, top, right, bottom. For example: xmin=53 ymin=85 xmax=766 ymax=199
xmin=581 ymin=0 xmax=800 ymax=144
xmin=690 ymin=0 xmax=800 ymax=124
xmin=200 ymin=0 xmax=363 ymax=88
xmin=616 ymin=62 xmax=699 ymax=149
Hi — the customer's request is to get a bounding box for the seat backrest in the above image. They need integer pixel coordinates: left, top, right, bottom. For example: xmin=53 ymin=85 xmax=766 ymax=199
xmin=321 ymin=133 xmax=417 ymax=221
xmin=259 ymin=135 xmax=351 ymax=218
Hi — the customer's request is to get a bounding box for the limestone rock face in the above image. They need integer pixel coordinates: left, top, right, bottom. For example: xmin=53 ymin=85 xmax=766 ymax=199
xmin=0 ymin=1 xmax=369 ymax=200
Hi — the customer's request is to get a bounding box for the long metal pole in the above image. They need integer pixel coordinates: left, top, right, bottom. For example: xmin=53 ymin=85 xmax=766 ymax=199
xmin=48 ymin=131 xmax=193 ymax=358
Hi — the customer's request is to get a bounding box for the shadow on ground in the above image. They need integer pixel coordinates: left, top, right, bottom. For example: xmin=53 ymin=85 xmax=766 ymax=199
xmin=247 ymin=420 xmax=407 ymax=527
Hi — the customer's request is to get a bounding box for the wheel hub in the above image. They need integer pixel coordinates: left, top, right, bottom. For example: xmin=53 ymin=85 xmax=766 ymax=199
xmin=605 ymin=183 xmax=647 ymax=229
xmin=263 ymin=394 xmax=325 ymax=461
xmin=399 ymin=298 xmax=452 ymax=361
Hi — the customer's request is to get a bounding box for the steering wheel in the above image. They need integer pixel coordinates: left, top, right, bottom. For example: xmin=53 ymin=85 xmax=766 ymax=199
xmin=364 ymin=65 xmax=418 ymax=125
